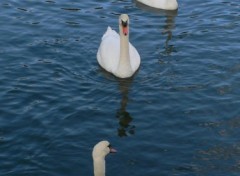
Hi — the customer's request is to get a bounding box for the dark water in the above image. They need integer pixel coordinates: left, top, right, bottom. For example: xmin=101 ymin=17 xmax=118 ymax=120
xmin=0 ymin=0 xmax=240 ymax=175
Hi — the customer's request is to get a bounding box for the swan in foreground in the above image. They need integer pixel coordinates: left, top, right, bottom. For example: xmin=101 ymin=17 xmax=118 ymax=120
xmin=136 ymin=0 xmax=178 ymax=10
xmin=92 ymin=141 xmax=117 ymax=176
xmin=97 ymin=14 xmax=141 ymax=78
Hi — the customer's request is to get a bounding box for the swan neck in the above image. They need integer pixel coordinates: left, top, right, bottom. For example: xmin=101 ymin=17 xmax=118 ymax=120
xmin=93 ymin=158 xmax=105 ymax=176
xmin=116 ymin=25 xmax=133 ymax=78
xmin=120 ymin=32 xmax=130 ymax=61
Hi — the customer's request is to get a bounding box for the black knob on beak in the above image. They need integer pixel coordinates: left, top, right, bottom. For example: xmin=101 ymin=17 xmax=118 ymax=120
xmin=121 ymin=20 xmax=128 ymax=27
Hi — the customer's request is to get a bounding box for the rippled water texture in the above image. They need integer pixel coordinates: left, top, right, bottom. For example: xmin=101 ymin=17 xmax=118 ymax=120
xmin=0 ymin=0 xmax=240 ymax=176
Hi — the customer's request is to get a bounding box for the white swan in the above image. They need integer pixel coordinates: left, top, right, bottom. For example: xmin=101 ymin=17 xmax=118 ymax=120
xmin=136 ymin=0 xmax=178 ymax=10
xmin=97 ymin=14 xmax=141 ymax=78
xmin=92 ymin=141 xmax=117 ymax=176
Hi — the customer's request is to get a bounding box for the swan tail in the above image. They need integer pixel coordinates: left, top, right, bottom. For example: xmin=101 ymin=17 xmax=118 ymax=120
xmin=102 ymin=26 xmax=119 ymax=40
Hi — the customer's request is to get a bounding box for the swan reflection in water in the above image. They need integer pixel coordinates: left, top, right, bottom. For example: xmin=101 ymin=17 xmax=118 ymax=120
xmin=162 ymin=10 xmax=178 ymax=55
xmin=116 ymin=77 xmax=135 ymax=137
xmin=135 ymin=1 xmax=178 ymax=55
xmin=98 ymin=69 xmax=136 ymax=137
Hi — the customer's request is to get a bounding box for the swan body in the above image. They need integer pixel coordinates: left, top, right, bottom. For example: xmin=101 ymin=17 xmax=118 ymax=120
xmin=97 ymin=14 xmax=140 ymax=78
xmin=92 ymin=141 xmax=116 ymax=176
xmin=136 ymin=0 xmax=178 ymax=10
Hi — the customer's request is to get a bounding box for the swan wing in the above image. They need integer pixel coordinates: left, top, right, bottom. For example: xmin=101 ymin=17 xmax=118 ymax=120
xmin=97 ymin=27 xmax=120 ymax=73
xmin=129 ymin=43 xmax=141 ymax=72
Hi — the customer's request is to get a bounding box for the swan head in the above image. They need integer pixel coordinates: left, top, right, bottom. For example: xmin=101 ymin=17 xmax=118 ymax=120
xmin=92 ymin=141 xmax=117 ymax=159
xmin=119 ymin=14 xmax=129 ymax=36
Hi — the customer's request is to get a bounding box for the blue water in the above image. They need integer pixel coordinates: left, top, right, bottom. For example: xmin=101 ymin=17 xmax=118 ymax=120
xmin=0 ymin=0 xmax=240 ymax=176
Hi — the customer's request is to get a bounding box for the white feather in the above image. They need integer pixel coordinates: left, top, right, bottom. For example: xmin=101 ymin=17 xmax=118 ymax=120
xmin=97 ymin=15 xmax=140 ymax=78
xmin=137 ymin=0 xmax=178 ymax=10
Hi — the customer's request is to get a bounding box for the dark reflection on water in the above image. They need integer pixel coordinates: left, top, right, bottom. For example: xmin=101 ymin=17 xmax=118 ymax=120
xmin=116 ymin=77 xmax=135 ymax=137
xmin=161 ymin=11 xmax=177 ymax=55
xmin=134 ymin=1 xmax=178 ymax=60
xmin=98 ymin=67 xmax=136 ymax=137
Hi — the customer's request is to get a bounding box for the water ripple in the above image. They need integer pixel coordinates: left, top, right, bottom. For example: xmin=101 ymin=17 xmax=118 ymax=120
xmin=1 ymin=0 xmax=240 ymax=175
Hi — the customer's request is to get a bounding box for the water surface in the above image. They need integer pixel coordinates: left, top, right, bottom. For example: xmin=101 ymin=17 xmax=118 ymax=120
xmin=0 ymin=0 xmax=240 ymax=176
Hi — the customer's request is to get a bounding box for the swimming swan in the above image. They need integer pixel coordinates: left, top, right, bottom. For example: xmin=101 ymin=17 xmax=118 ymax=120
xmin=97 ymin=14 xmax=141 ymax=78
xmin=92 ymin=141 xmax=117 ymax=176
xmin=136 ymin=0 xmax=178 ymax=10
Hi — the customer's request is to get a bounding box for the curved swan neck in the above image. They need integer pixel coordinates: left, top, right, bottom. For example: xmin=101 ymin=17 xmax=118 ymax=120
xmin=116 ymin=25 xmax=133 ymax=78
xmin=93 ymin=157 xmax=106 ymax=176
xmin=119 ymin=30 xmax=130 ymax=61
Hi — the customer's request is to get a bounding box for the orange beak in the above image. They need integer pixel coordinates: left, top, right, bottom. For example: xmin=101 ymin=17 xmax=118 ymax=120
xmin=123 ymin=26 xmax=128 ymax=36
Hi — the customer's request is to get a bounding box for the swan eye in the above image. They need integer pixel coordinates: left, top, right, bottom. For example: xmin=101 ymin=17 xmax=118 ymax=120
xmin=108 ymin=144 xmax=112 ymax=148
xmin=121 ymin=20 xmax=128 ymax=27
